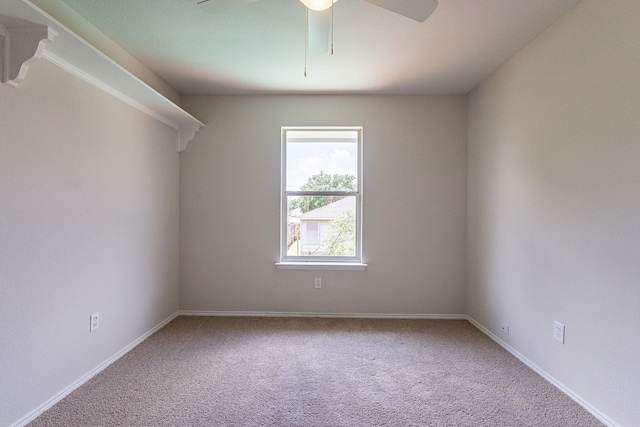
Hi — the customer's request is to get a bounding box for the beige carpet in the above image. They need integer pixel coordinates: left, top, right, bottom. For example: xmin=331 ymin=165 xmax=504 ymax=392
xmin=29 ymin=317 xmax=603 ymax=426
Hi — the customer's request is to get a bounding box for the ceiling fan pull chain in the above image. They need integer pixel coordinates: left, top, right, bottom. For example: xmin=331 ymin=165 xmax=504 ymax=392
xmin=331 ymin=0 xmax=334 ymax=55
xmin=304 ymin=8 xmax=308 ymax=76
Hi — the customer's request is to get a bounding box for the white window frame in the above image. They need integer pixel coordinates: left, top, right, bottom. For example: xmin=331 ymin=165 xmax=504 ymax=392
xmin=277 ymin=126 xmax=366 ymax=270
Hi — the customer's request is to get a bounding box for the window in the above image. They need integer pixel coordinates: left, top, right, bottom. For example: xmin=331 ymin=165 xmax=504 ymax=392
xmin=304 ymin=221 xmax=320 ymax=245
xmin=278 ymin=127 xmax=365 ymax=269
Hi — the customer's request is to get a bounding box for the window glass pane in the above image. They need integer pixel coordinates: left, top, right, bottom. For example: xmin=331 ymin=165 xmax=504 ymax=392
xmin=286 ymin=139 xmax=358 ymax=192
xmin=286 ymin=196 xmax=356 ymax=257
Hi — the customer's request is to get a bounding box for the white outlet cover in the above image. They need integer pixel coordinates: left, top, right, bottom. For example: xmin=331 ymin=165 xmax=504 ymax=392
xmin=553 ymin=321 xmax=564 ymax=343
xmin=90 ymin=312 xmax=99 ymax=332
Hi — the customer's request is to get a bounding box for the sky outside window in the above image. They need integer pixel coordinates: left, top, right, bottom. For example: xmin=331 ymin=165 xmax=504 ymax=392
xmin=286 ymin=133 xmax=358 ymax=192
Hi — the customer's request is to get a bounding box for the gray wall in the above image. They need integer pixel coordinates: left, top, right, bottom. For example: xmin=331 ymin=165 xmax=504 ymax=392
xmin=4 ymin=0 xmax=639 ymax=424
xmin=179 ymin=95 xmax=468 ymax=316
xmin=0 ymin=60 xmax=181 ymax=426
xmin=466 ymin=0 xmax=640 ymax=425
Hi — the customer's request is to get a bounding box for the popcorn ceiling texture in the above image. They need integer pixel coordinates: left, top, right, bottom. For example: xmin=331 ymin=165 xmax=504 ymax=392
xmin=29 ymin=317 xmax=602 ymax=426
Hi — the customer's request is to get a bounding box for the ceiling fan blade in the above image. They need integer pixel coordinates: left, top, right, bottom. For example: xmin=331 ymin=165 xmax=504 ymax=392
xmin=363 ymin=0 xmax=438 ymax=22
xmin=308 ymin=9 xmax=331 ymax=55
xmin=197 ymin=0 xmax=260 ymax=14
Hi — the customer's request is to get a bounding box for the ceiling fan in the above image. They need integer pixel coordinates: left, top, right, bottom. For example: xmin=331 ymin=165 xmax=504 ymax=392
xmin=197 ymin=0 xmax=438 ymax=72
xmin=196 ymin=0 xmax=438 ymax=22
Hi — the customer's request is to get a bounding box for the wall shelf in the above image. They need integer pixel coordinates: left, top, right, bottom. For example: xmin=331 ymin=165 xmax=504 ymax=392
xmin=0 ymin=0 xmax=204 ymax=151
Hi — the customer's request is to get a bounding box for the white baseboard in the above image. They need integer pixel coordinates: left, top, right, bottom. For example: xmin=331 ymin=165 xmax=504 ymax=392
xmin=15 ymin=312 xmax=615 ymax=427
xmin=466 ymin=316 xmax=619 ymax=427
xmin=179 ymin=310 xmax=467 ymax=320
xmin=11 ymin=311 xmax=180 ymax=427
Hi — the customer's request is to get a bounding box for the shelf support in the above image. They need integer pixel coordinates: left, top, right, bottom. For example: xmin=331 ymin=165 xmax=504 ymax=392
xmin=1 ymin=23 xmax=56 ymax=87
xmin=179 ymin=125 xmax=203 ymax=152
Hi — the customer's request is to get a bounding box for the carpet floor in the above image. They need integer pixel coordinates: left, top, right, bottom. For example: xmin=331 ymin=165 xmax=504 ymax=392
xmin=29 ymin=316 xmax=603 ymax=426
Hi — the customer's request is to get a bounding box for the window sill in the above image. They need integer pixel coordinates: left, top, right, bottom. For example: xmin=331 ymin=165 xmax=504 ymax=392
xmin=275 ymin=262 xmax=367 ymax=271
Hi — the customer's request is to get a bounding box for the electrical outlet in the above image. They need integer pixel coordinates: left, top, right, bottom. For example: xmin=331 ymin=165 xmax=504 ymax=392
xmin=500 ymin=324 xmax=509 ymax=335
xmin=314 ymin=278 xmax=321 ymax=289
xmin=553 ymin=321 xmax=564 ymax=344
xmin=90 ymin=312 xmax=99 ymax=332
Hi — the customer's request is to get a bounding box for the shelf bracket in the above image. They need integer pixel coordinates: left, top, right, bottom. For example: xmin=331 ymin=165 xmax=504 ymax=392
xmin=1 ymin=22 xmax=56 ymax=87
xmin=179 ymin=125 xmax=203 ymax=152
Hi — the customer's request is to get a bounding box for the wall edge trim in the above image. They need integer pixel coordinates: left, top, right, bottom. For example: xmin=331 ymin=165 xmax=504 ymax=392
xmin=466 ymin=316 xmax=619 ymax=427
xmin=11 ymin=311 xmax=180 ymax=427
xmin=15 ymin=312 xmax=613 ymax=426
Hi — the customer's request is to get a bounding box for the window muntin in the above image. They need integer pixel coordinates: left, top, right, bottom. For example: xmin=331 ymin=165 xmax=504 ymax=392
xmin=281 ymin=127 xmax=362 ymax=263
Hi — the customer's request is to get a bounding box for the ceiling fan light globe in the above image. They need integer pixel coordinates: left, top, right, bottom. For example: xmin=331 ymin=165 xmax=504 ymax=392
xmin=300 ymin=0 xmax=337 ymax=11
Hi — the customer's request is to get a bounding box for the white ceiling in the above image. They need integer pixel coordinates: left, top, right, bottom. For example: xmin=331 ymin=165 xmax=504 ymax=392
xmin=57 ymin=0 xmax=581 ymax=95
